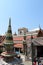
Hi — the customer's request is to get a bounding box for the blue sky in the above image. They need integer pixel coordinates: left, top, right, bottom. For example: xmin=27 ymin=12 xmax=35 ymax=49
xmin=0 ymin=0 xmax=43 ymax=35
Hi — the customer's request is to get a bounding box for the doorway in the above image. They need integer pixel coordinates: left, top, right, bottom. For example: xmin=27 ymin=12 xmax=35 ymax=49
xmin=37 ymin=46 xmax=43 ymax=57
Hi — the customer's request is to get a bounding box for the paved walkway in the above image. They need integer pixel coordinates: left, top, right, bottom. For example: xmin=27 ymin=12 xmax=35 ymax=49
xmin=23 ymin=61 xmax=32 ymax=65
xmin=20 ymin=54 xmax=32 ymax=65
xmin=0 ymin=55 xmax=32 ymax=65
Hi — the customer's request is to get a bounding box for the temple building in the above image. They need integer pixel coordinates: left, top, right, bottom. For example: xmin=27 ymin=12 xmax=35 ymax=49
xmin=1 ymin=18 xmax=15 ymax=62
xmin=0 ymin=20 xmax=43 ymax=59
xmin=0 ymin=27 xmax=40 ymax=53
xmin=31 ymin=28 xmax=43 ymax=58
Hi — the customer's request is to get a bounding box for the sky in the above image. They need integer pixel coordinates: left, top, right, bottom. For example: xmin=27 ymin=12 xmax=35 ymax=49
xmin=0 ymin=0 xmax=43 ymax=35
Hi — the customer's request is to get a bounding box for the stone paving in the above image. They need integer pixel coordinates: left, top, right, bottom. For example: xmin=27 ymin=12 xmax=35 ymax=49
xmin=23 ymin=61 xmax=32 ymax=65
xmin=23 ymin=61 xmax=38 ymax=65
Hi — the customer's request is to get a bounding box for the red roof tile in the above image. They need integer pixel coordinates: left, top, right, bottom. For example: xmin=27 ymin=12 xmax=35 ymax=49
xmin=13 ymin=36 xmax=24 ymax=41
xmin=0 ymin=35 xmax=37 ymax=47
xmin=14 ymin=43 xmax=23 ymax=48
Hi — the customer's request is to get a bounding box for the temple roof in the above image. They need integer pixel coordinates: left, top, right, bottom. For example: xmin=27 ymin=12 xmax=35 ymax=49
xmin=37 ymin=28 xmax=43 ymax=37
xmin=14 ymin=43 xmax=23 ymax=48
xmin=32 ymin=37 xmax=43 ymax=46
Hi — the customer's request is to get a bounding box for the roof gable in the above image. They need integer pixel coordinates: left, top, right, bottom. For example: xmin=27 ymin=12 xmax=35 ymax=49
xmin=37 ymin=28 xmax=43 ymax=37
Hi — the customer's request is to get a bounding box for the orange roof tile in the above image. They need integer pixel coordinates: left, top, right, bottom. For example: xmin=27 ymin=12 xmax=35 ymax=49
xmin=0 ymin=35 xmax=37 ymax=47
xmin=13 ymin=36 xmax=24 ymax=41
xmin=14 ymin=43 xmax=23 ymax=48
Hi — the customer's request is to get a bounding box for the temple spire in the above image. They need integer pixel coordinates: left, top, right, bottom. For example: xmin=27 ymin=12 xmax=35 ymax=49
xmin=7 ymin=17 xmax=12 ymax=34
xmin=5 ymin=18 xmax=13 ymax=44
xmin=1 ymin=18 xmax=15 ymax=62
xmin=39 ymin=24 xmax=41 ymax=30
xmin=9 ymin=17 xmax=11 ymax=26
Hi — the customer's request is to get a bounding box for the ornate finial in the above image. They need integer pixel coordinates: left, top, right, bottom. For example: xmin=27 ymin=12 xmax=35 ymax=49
xmin=39 ymin=24 xmax=41 ymax=30
xmin=9 ymin=17 xmax=11 ymax=26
